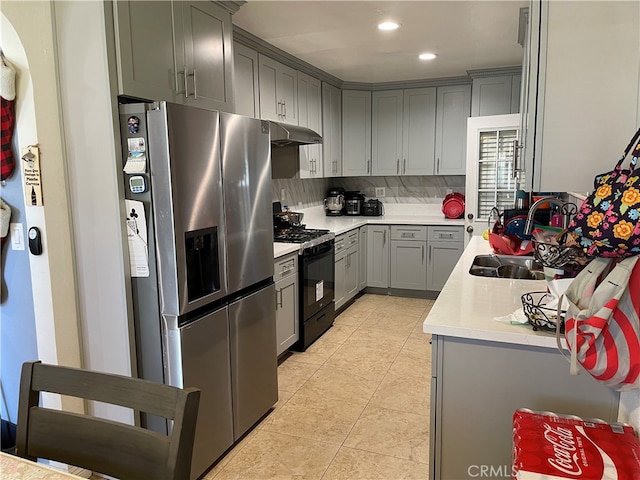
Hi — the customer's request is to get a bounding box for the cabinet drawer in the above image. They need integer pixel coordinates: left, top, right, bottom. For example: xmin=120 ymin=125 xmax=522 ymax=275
xmin=274 ymin=253 xmax=298 ymax=281
xmin=390 ymin=225 xmax=427 ymax=241
xmin=428 ymin=226 xmax=464 ymax=243
xmin=334 ymin=234 xmax=346 ymax=254
xmin=346 ymin=229 xmax=359 ymax=248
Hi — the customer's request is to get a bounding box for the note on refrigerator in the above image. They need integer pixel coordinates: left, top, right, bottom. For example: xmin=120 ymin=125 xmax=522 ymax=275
xmin=125 ymin=199 xmax=149 ymax=277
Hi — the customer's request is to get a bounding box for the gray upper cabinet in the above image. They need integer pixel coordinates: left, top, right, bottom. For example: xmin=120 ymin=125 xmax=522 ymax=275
xmin=372 ymin=90 xmax=404 ymax=176
xmin=180 ymin=1 xmax=234 ymax=111
xmin=435 ymin=84 xmax=471 ymax=175
xmin=372 ymin=87 xmax=445 ymax=176
xmin=521 ymin=0 xmax=640 ymax=192
xmin=258 ymin=54 xmax=298 ymax=124
xmin=233 ymin=42 xmax=259 ymax=117
xmin=114 ymin=1 xmax=234 ymax=112
xmin=342 ymin=90 xmax=372 ymax=177
xmin=471 ymin=76 xmax=514 ymax=117
xmin=298 ymin=72 xmax=323 ymax=179
xmin=113 ymin=1 xmax=179 ymax=102
xmin=322 ymin=82 xmax=342 ymax=177
xmin=403 ymin=87 xmax=437 ymax=175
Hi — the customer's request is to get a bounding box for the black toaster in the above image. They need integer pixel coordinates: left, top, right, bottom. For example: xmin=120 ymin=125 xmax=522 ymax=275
xmin=363 ymin=199 xmax=384 ymax=216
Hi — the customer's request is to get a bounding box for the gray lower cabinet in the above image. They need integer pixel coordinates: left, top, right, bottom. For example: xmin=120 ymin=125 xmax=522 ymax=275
xmin=113 ymin=0 xmax=234 ymax=112
xmin=274 ymin=253 xmax=298 ymax=356
xmin=359 ymin=226 xmax=367 ymax=291
xmin=335 ymin=230 xmax=359 ymax=310
xmin=430 ymin=335 xmax=620 ymax=480
xmin=426 ymin=226 xmax=464 ymax=292
xmin=366 ymin=225 xmax=390 ymax=288
xmin=389 ymin=226 xmax=427 ymax=291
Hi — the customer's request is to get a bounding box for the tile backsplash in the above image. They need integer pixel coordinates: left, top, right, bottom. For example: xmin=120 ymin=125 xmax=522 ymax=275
xmin=271 ymin=175 xmax=465 ymax=209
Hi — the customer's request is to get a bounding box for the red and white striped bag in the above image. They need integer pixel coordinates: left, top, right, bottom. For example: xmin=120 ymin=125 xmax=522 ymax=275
xmin=557 ymin=256 xmax=640 ymax=391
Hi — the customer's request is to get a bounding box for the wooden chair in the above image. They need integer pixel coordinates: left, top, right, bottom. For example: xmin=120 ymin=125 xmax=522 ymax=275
xmin=16 ymin=361 xmax=200 ymax=480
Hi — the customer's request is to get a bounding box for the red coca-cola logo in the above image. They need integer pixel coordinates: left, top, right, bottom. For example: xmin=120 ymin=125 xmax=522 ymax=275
xmin=543 ymin=423 xmax=583 ymax=476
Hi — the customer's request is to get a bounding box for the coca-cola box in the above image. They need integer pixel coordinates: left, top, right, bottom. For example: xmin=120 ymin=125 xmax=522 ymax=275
xmin=512 ymin=409 xmax=640 ymax=479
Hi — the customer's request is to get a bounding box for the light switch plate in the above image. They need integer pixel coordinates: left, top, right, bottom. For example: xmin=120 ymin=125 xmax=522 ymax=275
xmin=10 ymin=223 xmax=25 ymax=250
xmin=375 ymin=187 xmax=386 ymax=197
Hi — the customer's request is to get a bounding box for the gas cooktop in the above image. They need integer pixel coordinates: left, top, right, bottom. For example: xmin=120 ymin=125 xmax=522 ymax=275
xmin=274 ymin=227 xmax=335 ymax=250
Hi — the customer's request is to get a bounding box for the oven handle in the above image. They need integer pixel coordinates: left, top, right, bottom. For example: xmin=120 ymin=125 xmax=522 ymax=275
xmin=303 ymin=240 xmax=334 ymax=257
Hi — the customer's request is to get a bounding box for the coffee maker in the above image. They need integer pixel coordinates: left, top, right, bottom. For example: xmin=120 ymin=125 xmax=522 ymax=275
xmin=324 ymin=187 xmax=345 ymax=216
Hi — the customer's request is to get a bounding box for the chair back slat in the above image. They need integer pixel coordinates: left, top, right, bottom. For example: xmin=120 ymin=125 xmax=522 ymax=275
xmin=27 ymin=408 xmax=170 ymax=480
xmin=32 ymin=363 xmax=181 ymax=419
xmin=16 ymin=361 xmax=200 ymax=480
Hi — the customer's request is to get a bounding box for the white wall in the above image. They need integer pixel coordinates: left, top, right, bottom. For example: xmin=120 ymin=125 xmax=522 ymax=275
xmin=52 ymin=0 xmax=133 ymax=422
xmin=1 ymin=2 xmax=82 ymax=415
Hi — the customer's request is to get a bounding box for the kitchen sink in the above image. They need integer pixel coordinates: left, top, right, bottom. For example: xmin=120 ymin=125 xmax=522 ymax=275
xmin=469 ymin=254 xmax=545 ymax=280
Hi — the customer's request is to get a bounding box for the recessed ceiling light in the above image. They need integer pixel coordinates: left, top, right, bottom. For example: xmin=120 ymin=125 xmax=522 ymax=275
xmin=419 ymin=53 xmax=437 ymax=61
xmin=378 ymin=22 xmax=399 ymax=31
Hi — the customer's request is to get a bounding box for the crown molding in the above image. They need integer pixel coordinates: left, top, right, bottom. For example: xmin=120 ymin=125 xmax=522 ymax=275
xmin=215 ymin=1 xmax=245 ymax=15
xmin=467 ymin=66 xmax=522 ymax=79
xmin=233 ymin=26 xmax=343 ymax=87
xmin=343 ymin=76 xmax=472 ymax=91
xmin=234 ymin=26 xmax=521 ymax=91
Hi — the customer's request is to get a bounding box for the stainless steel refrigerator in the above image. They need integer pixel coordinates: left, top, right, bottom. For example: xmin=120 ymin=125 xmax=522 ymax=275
xmin=119 ymin=102 xmax=277 ymax=479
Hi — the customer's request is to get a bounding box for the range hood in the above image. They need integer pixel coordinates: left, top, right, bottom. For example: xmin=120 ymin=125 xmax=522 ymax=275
xmin=269 ymin=121 xmax=322 ymax=147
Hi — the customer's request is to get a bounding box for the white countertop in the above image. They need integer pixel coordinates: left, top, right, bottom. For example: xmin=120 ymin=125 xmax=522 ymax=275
xmin=300 ymin=204 xmax=464 ymax=235
xmin=273 ymin=243 xmax=300 ymax=258
xmin=273 ymin=204 xmax=465 ymax=258
xmin=422 ymin=236 xmax=566 ymax=349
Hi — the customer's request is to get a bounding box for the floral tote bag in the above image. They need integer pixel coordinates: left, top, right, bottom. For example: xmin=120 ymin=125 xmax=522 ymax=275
xmin=567 ymin=128 xmax=640 ymax=257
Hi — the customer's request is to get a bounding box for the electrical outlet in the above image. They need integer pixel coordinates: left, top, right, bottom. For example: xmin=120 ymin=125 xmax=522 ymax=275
xmin=375 ymin=187 xmax=386 ymax=197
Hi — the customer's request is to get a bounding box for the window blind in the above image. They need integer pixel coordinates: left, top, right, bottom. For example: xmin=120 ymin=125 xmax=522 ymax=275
xmin=476 ymin=129 xmax=517 ymax=219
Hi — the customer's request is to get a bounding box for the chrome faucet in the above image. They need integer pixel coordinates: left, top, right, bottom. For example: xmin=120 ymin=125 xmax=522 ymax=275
xmin=523 ymin=196 xmax=569 ymax=236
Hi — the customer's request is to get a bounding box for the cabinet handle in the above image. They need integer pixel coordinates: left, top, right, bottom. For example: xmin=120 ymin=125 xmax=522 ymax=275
xmin=429 ymin=245 xmax=432 ymax=263
xmin=367 ymin=159 xmax=371 ymax=174
xmin=192 ymin=69 xmax=197 ymax=99
xmin=422 ymin=244 xmax=425 ymax=263
xmin=383 ymin=229 xmax=386 ymax=246
xmin=281 ymin=266 xmax=294 ymax=276
xmin=277 ymin=289 xmax=283 ymax=308
xmin=439 ymin=233 xmax=454 ymax=239
xmin=513 ymin=139 xmax=524 ymax=178
xmin=177 ymin=70 xmax=187 ymax=96
xmin=283 ymin=100 xmax=287 ymax=120
xmin=403 ymin=159 xmax=406 ymax=174
xmin=187 ymin=71 xmax=196 ymax=99
xmin=396 ymin=159 xmax=400 ymax=174
xmin=277 ymin=101 xmax=282 ymax=120
xmin=180 ymin=66 xmax=189 ymax=97
xmin=436 ymin=158 xmax=440 ymax=174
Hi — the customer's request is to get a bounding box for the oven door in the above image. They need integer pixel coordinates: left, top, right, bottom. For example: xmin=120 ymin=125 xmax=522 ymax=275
xmin=300 ymin=240 xmax=335 ymax=321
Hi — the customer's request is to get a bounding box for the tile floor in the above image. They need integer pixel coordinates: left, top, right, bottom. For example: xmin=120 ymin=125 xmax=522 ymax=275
xmin=205 ymin=294 xmax=433 ymax=480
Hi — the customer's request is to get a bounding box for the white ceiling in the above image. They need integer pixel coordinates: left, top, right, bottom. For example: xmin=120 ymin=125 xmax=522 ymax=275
xmin=233 ymin=1 xmax=528 ymax=84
